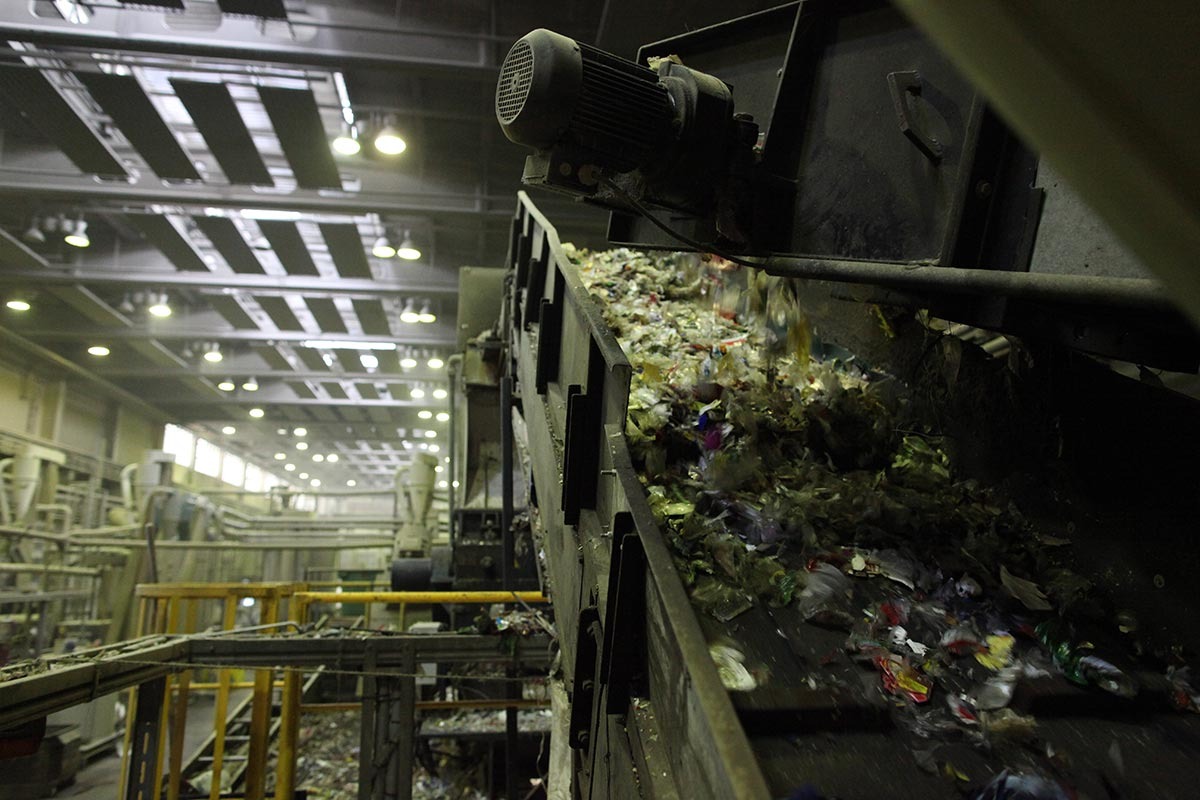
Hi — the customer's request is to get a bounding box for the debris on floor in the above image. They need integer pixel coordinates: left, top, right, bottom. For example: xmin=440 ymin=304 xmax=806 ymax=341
xmin=293 ymin=711 xmax=492 ymax=800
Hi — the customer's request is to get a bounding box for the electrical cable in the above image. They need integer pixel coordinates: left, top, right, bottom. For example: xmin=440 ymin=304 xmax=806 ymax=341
xmin=598 ymin=176 xmax=762 ymax=269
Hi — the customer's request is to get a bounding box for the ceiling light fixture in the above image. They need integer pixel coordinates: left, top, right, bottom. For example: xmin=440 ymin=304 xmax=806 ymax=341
xmin=274 ymin=452 xmax=286 ymax=460
xmin=331 ymin=123 xmax=361 ymax=156
xmin=87 ymin=345 xmax=110 ymax=357
xmin=399 ymin=299 xmax=419 ymax=325
xmin=418 ymin=410 xmax=432 ymax=420
xmin=293 ymin=427 xmax=307 ymax=437
xmin=428 ymin=444 xmax=440 ymax=453
xmin=326 ymin=453 xmax=339 ymax=463
xmin=371 ymin=234 xmax=396 ymax=259
xmin=346 ymin=479 xmax=357 ymax=487
xmin=432 ymin=388 xmax=448 ymax=400
xmin=301 ymin=340 xmax=396 ymax=351
xmin=22 ymin=218 xmax=44 ymax=245
xmin=296 ymin=441 xmax=309 ymax=451
xmin=5 ymin=297 xmax=31 ymax=312
xmin=360 ymin=354 xmax=379 ymax=370
xmin=147 ymin=292 xmax=171 ymax=318
xmin=222 ymin=425 xmax=236 ymax=435
xmin=313 ymin=454 xmax=324 ymax=462
xmin=396 ymin=231 xmax=420 ymax=261
xmin=64 ymin=217 xmax=90 ymax=248
xmin=285 ymin=463 xmax=296 ymax=472
xmin=427 ymin=356 xmax=444 ymax=369
xmin=436 ymin=412 xmax=449 ymax=422
xmin=373 ymin=118 xmax=407 ymax=155
xmin=203 ymin=342 xmax=223 ymax=363
xmin=310 ymin=478 xmax=321 ymax=487
xmin=242 ymin=376 xmax=259 ymax=392
xmin=410 ymin=386 xmax=425 ymax=399
xmin=424 ymin=430 xmax=436 ymax=439
xmin=417 ymin=301 xmax=436 ymax=324
xmin=217 ymin=378 xmax=236 ymax=392
xmin=400 ymin=354 xmax=418 ymax=369
xmin=299 ymin=472 xmax=309 ymax=480
xmin=249 ymin=407 xmax=265 ymax=418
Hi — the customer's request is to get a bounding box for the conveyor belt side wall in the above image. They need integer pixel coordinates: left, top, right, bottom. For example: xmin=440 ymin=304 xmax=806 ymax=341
xmin=506 ymin=192 xmax=772 ymax=798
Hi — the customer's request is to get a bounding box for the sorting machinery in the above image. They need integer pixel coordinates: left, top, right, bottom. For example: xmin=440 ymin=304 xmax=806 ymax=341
xmin=493 ymin=2 xmax=1200 ymax=798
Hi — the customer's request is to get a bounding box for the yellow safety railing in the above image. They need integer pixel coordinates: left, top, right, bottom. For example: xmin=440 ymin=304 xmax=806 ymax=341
xmin=120 ymin=583 xmax=300 ymax=800
xmin=119 ymin=585 xmax=547 ymax=800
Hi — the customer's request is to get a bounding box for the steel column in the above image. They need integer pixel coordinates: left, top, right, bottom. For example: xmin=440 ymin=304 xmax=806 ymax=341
xmin=358 ymin=647 xmax=379 ymax=800
xmin=123 ymin=676 xmax=170 ymax=800
xmin=208 ymin=596 xmax=238 ymax=800
xmin=501 ymin=375 xmax=515 ymax=592
xmin=243 ymin=592 xmax=280 ymax=800
xmin=275 ymin=667 xmax=302 ymax=800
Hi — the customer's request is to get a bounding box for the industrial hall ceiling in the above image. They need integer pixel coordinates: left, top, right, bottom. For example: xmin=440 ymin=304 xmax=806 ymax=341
xmin=0 ymin=0 xmax=776 ymax=488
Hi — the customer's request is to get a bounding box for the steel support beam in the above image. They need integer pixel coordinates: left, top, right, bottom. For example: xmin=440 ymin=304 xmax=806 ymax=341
xmin=0 ymin=634 xmax=550 ymax=731
xmin=182 ymin=418 xmax=425 ymax=430
xmin=104 ymin=368 xmax=446 ymax=381
xmin=0 ymin=170 xmax=509 ymax=218
xmin=0 ymin=169 xmax=609 ymax=224
xmin=16 ymin=327 xmax=456 ymax=346
xmin=0 ymin=268 xmax=457 ymax=297
xmin=0 ymin=4 xmax=500 ymax=77
xmin=153 ymin=396 xmax=440 ymax=408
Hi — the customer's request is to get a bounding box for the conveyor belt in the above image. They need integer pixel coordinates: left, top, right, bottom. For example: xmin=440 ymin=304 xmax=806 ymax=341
xmin=505 ymin=192 xmax=1200 ymax=799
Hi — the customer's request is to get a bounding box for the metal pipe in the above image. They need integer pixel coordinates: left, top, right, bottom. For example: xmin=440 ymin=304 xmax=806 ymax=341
xmin=120 ymin=463 xmax=138 ymax=513
xmin=0 ymin=458 xmax=12 ymax=525
xmin=35 ymin=503 xmax=74 ymax=533
xmin=67 ymin=538 xmax=394 ymax=550
xmin=50 ymin=524 xmax=138 ymax=541
xmin=0 ymin=563 xmax=100 ymax=577
xmin=198 ymin=488 xmax=394 ymax=497
xmin=231 ymin=516 xmax=402 ymax=526
xmin=751 ymin=255 xmax=1176 ymax=311
xmin=0 ymin=526 xmax=69 ymax=545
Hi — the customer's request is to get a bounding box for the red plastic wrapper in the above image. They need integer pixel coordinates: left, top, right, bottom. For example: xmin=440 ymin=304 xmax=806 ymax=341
xmin=874 ymin=654 xmax=933 ymax=703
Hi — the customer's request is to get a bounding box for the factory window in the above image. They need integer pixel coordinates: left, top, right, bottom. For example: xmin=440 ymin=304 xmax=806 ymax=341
xmin=163 ymin=424 xmax=195 ymax=468
xmin=193 ymin=437 xmax=220 ymax=478
xmin=245 ymin=463 xmax=264 ymax=493
xmin=222 ymin=453 xmax=245 ymax=487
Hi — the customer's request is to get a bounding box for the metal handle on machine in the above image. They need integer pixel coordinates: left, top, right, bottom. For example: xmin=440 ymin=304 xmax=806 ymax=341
xmin=888 ymin=70 xmax=943 ymax=163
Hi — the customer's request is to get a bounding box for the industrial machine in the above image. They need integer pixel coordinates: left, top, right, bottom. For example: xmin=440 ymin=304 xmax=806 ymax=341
xmin=497 ymin=2 xmax=1199 ymax=372
xmin=495 ymin=3 xmax=1200 ymax=798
